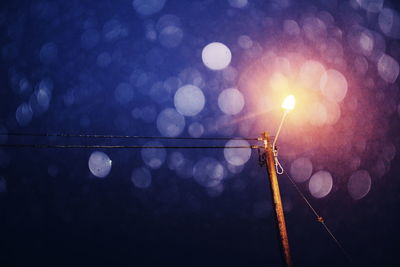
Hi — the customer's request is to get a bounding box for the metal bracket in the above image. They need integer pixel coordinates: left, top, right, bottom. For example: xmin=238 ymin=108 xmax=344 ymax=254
xmin=257 ymin=147 xmax=266 ymax=167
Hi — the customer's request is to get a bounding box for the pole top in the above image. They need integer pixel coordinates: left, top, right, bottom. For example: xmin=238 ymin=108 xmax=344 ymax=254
xmin=261 ymin=132 xmax=271 ymax=142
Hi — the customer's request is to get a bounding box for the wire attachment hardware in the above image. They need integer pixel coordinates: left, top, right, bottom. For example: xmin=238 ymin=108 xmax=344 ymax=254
xmin=257 ymin=147 xmax=266 ymax=167
xmin=273 ymin=146 xmax=284 ymax=175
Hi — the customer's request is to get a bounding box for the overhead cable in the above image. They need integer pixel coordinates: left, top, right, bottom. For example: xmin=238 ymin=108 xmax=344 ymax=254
xmin=1 ymin=132 xmax=260 ymax=141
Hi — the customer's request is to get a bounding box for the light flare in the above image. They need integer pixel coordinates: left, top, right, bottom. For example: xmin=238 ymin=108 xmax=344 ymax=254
xmin=281 ymin=95 xmax=295 ymax=111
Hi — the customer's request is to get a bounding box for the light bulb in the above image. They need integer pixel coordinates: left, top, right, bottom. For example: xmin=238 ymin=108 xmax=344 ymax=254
xmin=281 ymin=95 xmax=295 ymax=111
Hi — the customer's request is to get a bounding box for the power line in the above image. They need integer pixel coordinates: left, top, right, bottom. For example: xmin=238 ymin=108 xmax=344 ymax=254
xmin=1 ymin=130 xmax=354 ymax=265
xmin=1 ymin=132 xmax=260 ymax=141
xmin=281 ymin=167 xmax=355 ymax=266
xmin=0 ymin=143 xmax=261 ymax=149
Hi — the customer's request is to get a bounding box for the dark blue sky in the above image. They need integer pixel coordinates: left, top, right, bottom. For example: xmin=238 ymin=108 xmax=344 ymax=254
xmin=1 ymin=0 xmax=400 ymax=266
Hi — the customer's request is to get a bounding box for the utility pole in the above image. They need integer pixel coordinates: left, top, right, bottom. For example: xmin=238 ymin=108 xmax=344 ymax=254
xmin=262 ymin=132 xmax=293 ymax=267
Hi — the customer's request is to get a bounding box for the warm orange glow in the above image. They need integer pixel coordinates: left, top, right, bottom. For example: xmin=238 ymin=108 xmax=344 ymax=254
xmin=237 ymin=51 xmax=335 ymax=134
xmin=281 ymin=95 xmax=295 ymax=111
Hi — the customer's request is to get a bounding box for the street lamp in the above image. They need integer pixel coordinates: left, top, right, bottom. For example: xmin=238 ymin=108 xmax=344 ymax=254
xmin=261 ymin=94 xmax=295 ymax=267
xmin=273 ymin=95 xmax=296 ymax=154
xmin=281 ymin=95 xmax=296 ymax=111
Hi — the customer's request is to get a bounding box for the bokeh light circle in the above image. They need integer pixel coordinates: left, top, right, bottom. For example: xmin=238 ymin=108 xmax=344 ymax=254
xmin=359 ymin=0 xmax=384 ymax=13
xmin=284 ymin=20 xmax=300 ymax=36
xmin=174 ymin=84 xmax=205 ymax=116
xmin=131 ymin=167 xmax=152 ymax=189
xmin=188 ymin=122 xmax=204 ymax=138
xmin=141 ymin=141 xmax=166 ymax=169
xmin=193 ymin=157 xmax=225 ymax=188
xmin=379 ymin=8 xmax=400 ymax=39
xmin=159 ymin=26 xmax=183 ymax=48
xmin=88 ymin=151 xmax=112 ymax=178
xmin=15 ymin=103 xmax=33 ymax=127
xmin=320 ymin=69 xmax=348 ymax=102
xmin=377 ymin=54 xmax=399 ymax=83
xmin=309 ymin=102 xmax=328 ymax=126
xmin=238 ymin=35 xmax=253 ymax=49
xmin=347 ymin=170 xmax=372 ymax=200
xmin=224 ymin=139 xmax=251 ymax=166
xmin=299 ymin=60 xmax=325 ymax=90
xmin=168 ymin=151 xmax=185 ymax=170
xmin=202 ymin=42 xmax=232 ymax=70
xmin=228 ymin=0 xmax=248 ymax=8
xmin=218 ymin=88 xmax=245 ymax=115
xmin=156 ymin=108 xmax=185 ymax=137
xmin=308 ymin=171 xmax=333 ymax=199
xmin=132 ymin=0 xmax=166 ymax=16
xmin=290 ymin=157 xmax=313 ymax=183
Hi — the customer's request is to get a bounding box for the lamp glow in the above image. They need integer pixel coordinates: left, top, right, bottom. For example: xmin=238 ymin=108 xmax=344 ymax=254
xmin=281 ymin=95 xmax=295 ymax=111
xmin=272 ymin=94 xmax=295 ymax=152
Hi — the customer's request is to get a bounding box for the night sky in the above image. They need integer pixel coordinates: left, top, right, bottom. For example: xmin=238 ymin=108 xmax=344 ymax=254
xmin=1 ymin=0 xmax=400 ymax=266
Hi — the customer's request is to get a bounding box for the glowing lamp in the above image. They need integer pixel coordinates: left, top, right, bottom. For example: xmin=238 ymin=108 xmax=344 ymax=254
xmin=281 ymin=95 xmax=295 ymax=111
xmin=272 ymin=95 xmax=295 ymax=158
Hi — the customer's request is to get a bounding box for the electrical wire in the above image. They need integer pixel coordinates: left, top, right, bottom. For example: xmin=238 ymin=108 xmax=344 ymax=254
xmin=0 ymin=128 xmax=357 ymax=265
xmin=4 ymin=130 xmax=352 ymax=262
xmin=0 ymin=143 xmax=261 ymax=149
xmin=1 ymin=130 xmax=354 ymax=265
xmin=281 ymin=167 xmax=355 ymax=266
xmin=1 ymin=132 xmax=260 ymax=141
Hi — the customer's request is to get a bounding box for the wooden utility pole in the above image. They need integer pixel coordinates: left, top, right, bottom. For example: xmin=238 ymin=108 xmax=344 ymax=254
xmin=262 ymin=132 xmax=293 ymax=267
